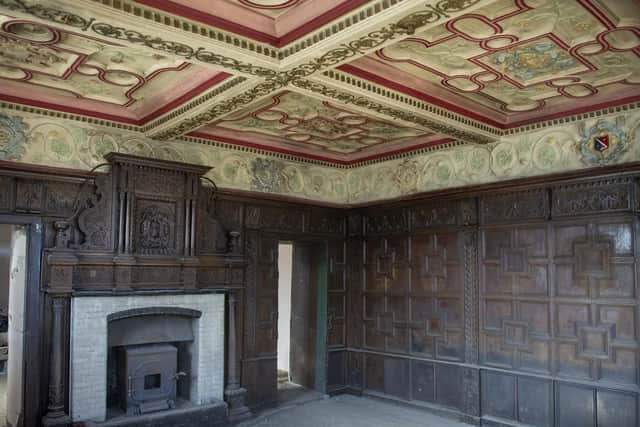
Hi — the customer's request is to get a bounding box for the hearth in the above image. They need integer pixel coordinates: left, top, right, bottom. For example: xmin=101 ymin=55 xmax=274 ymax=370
xmin=119 ymin=343 xmax=178 ymax=415
xmin=106 ymin=309 xmax=199 ymax=418
xmin=70 ymin=294 xmax=226 ymax=423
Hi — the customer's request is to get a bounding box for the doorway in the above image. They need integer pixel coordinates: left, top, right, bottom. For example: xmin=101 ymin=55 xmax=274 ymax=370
xmin=276 ymin=242 xmax=328 ymax=404
xmin=0 ymin=224 xmax=27 ymax=427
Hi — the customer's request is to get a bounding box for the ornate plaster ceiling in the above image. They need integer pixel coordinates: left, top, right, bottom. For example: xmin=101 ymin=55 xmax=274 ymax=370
xmin=193 ymin=91 xmax=446 ymax=163
xmin=133 ymin=0 xmax=367 ymax=43
xmin=0 ymin=0 xmax=638 ymax=166
xmin=345 ymin=0 xmax=640 ymax=126
xmin=0 ymin=16 xmax=230 ymax=125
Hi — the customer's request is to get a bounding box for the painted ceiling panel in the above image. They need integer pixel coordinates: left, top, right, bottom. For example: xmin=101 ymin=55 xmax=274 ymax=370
xmin=194 ymin=91 xmax=446 ymax=162
xmin=132 ymin=0 xmax=364 ymax=40
xmin=0 ymin=17 xmax=229 ymax=124
xmin=350 ymin=0 xmax=640 ymax=126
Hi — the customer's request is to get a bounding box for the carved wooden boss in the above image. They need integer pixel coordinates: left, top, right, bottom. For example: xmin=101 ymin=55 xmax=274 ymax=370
xmin=44 ymin=153 xmax=250 ymax=425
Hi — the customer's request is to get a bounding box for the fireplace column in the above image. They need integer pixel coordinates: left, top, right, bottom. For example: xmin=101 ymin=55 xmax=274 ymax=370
xmin=224 ymin=292 xmax=251 ymax=422
xmin=42 ymin=296 xmax=71 ymax=426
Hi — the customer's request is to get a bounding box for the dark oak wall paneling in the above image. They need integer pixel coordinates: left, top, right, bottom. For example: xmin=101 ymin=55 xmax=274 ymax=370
xmin=345 ymin=172 xmax=640 ymax=427
xmin=0 ymin=158 xmax=347 ymax=426
xmin=0 ymin=157 xmax=639 ymax=427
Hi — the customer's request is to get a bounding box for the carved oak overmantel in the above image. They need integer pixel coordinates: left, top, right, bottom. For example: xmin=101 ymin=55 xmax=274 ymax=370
xmin=37 ymin=153 xmax=253 ymax=425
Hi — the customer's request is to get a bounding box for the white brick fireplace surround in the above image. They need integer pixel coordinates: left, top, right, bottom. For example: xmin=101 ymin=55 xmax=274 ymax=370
xmin=69 ymin=293 xmax=225 ymax=422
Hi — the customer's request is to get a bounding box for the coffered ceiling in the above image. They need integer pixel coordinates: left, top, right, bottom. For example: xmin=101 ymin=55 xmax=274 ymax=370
xmin=0 ymin=0 xmax=638 ymax=165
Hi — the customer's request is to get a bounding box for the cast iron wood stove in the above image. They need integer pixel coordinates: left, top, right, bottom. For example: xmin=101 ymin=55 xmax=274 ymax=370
xmin=118 ymin=343 xmax=178 ymax=415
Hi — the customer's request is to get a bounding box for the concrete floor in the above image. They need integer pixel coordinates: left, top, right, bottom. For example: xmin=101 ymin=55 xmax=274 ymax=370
xmin=238 ymin=393 xmax=471 ymax=427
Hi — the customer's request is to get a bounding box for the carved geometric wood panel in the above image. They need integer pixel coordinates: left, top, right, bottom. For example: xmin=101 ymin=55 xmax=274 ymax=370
xmin=410 ymin=232 xmax=464 ymax=361
xmin=327 ymin=239 xmax=347 ymax=349
xmin=362 ymin=232 xmax=464 ymax=361
xmin=481 ymin=219 xmax=639 ymax=385
xmin=363 ymin=237 xmax=409 ymax=353
xmin=481 ymin=225 xmax=552 ymax=374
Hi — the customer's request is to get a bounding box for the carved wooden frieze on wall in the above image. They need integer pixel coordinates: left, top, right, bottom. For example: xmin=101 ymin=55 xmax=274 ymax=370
xmin=15 ymin=178 xmax=44 ymax=213
xmin=551 ymin=177 xmax=635 ymax=217
xmin=0 ymin=176 xmax=13 ymax=210
xmin=410 ymin=198 xmax=476 ymax=230
xmin=480 ymin=189 xmax=549 ymax=224
xmin=245 ymin=205 xmax=304 ymax=233
xmin=365 ymin=210 xmax=407 ymax=235
xmin=307 ymin=210 xmax=345 ymax=236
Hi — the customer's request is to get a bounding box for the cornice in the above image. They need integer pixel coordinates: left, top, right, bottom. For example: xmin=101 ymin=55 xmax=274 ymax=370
xmin=3 ymin=99 xmax=638 ymax=169
xmin=506 ymin=101 xmax=640 ymax=136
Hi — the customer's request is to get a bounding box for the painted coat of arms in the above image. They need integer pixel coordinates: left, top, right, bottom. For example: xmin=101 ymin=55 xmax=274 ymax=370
xmin=579 ymin=120 xmax=627 ymax=165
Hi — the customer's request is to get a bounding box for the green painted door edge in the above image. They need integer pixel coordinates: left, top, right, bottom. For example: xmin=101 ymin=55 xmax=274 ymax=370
xmin=314 ymin=242 xmax=328 ymax=393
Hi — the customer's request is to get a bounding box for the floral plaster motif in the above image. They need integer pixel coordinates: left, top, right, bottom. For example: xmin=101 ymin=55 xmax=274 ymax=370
xmin=345 ymin=112 xmax=640 ymax=203
xmin=0 ymin=113 xmax=28 ymax=160
xmin=0 ymin=109 xmax=638 ymax=204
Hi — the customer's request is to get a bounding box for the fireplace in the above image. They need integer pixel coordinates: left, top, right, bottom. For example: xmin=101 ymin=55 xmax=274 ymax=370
xmin=69 ymin=293 xmax=226 ymax=423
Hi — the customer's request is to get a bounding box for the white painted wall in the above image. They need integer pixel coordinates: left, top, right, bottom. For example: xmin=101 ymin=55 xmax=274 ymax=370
xmin=7 ymin=226 xmax=26 ymax=427
xmin=277 ymin=244 xmax=293 ymax=375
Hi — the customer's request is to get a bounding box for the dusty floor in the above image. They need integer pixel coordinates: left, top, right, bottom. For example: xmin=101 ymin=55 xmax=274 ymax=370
xmin=238 ymin=393 xmax=471 ymax=427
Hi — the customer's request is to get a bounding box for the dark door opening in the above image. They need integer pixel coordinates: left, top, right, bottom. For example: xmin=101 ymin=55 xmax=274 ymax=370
xmin=276 ymin=242 xmax=327 ymax=403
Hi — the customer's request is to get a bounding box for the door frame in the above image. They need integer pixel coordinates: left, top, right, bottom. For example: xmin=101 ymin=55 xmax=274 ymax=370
xmin=278 ymin=239 xmax=328 ymax=394
xmin=0 ymin=215 xmax=44 ymax=427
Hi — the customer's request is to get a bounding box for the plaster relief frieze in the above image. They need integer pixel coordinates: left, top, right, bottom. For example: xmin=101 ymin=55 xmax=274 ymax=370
xmin=0 ymin=106 xmax=639 ymax=204
xmin=345 ymin=110 xmax=640 ymax=203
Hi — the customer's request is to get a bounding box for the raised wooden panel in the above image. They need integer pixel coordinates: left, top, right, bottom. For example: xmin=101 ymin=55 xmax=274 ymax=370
xmin=555 ymin=383 xmax=596 ymax=427
xmin=327 ymin=240 xmax=346 ymax=349
xmin=597 ymin=390 xmax=638 ymax=427
xmin=346 ymin=239 xmax=363 ymax=349
xmin=327 ymin=351 xmax=346 ymax=389
xmin=481 ymin=370 xmax=553 ymax=426
xmin=434 ymin=363 xmax=462 ymax=409
xmin=254 ymin=237 xmax=278 ymax=357
xmin=242 ymin=359 xmax=277 ymax=407
xmin=481 ymin=225 xmax=552 ymax=374
xmin=363 ymin=237 xmax=410 ymax=352
xmin=411 ymin=360 xmax=435 ymax=403
xmin=552 ymin=218 xmax=638 ymax=385
xmin=481 ymin=217 xmax=639 ymax=386
xmin=410 ymin=232 xmax=464 ymax=362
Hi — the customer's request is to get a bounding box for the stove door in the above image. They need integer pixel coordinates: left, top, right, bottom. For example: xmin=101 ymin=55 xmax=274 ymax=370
xmin=131 ymin=360 xmax=176 ymax=403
